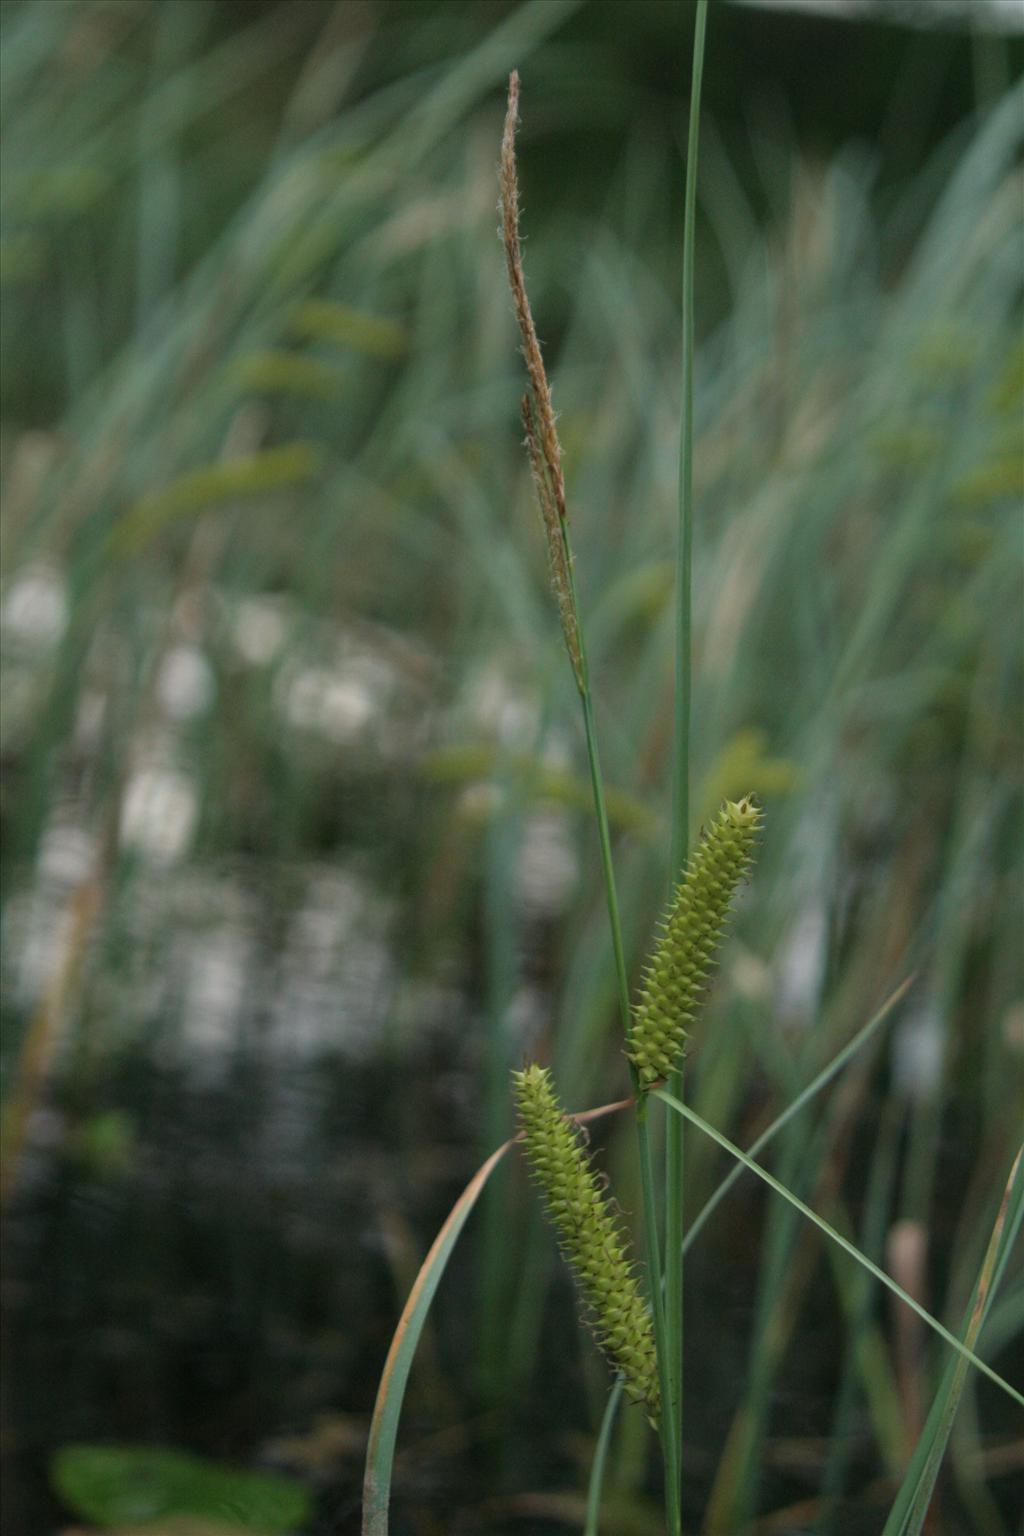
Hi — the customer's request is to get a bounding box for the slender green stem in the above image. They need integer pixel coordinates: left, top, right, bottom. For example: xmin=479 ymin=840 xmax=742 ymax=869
xmin=636 ymin=1099 xmax=682 ymax=1533
xmin=561 ymin=531 xmax=680 ymax=1533
xmin=585 ymin=1378 xmax=624 ymax=1536
xmin=672 ymin=3 xmax=706 ymax=874
xmin=580 ymin=689 xmax=682 ymax=1528
xmin=663 ymin=1087 xmax=684 ymax=1491
xmin=579 ymin=687 xmax=633 ymax=1031
xmin=665 ymin=0 xmax=709 ymax=1500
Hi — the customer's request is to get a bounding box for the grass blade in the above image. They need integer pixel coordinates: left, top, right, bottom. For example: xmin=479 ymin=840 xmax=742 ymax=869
xmin=682 ymin=975 xmax=914 ymax=1257
xmin=362 ymin=1096 xmax=632 ymax=1533
xmin=666 ymin=6 xmax=709 ymax=1499
xmin=882 ymin=1144 xmax=1024 ymax=1535
xmin=580 ymin=979 xmax=909 ymax=1520
xmin=362 ymin=1137 xmax=514 ymax=1534
xmin=651 ymin=1090 xmax=1024 ymax=1409
xmin=585 ymin=1378 xmax=625 ymax=1536
xmin=671 ymin=0 xmax=706 ymax=876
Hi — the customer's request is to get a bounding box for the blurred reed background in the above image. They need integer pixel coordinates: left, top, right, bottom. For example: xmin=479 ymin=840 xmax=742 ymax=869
xmin=1 ymin=1 xmax=1022 ymax=1532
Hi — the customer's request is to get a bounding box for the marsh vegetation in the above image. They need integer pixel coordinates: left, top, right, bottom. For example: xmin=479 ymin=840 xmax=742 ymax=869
xmin=2 ymin=2 xmax=1022 ymax=1532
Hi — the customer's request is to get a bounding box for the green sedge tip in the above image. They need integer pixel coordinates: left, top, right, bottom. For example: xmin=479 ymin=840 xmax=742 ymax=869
xmin=626 ymin=796 xmax=762 ymax=1088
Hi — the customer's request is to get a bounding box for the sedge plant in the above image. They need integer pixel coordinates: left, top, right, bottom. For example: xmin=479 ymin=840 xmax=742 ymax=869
xmin=0 ymin=4 xmax=1017 ymax=1529
xmin=499 ymin=28 xmax=758 ymax=1523
xmin=497 ymin=21 xmax=1022 ymax=1530
xmin=363 ymin=15 xmax=1024 ymax=1532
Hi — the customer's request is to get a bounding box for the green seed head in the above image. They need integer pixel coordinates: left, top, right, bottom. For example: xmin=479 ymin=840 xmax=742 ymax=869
xmin=627 ymin=796 xmax=762 ymax=1089
xmin=512 ymin=1063 xmax=660 ymax=1421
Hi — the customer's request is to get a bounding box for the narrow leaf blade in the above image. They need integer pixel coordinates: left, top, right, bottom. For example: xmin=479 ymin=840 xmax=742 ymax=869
xmin=883 ymin=1145 xmax=1024 ymax=1536
xmin=362 ymin=1094 xmax=631 ymax=1534
xmin=362 ymin=1138 xmax=512 ymax=1534
xmin=652 ymin=1090 xmax=1024 ymax=1409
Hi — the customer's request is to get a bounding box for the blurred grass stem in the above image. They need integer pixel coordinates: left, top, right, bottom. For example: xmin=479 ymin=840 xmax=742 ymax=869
xmin=666 ymin=0 xmax=708 ymax=1498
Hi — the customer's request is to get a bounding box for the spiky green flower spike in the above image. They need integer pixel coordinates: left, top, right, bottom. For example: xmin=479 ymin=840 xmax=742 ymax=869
xmin=512 ymin=1064 xmax=660 ymax=1421
xmin=627 ymin=795 xmax=762 ymax=1090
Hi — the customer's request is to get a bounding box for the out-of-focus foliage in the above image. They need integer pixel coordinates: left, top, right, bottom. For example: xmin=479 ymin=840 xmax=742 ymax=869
xmin=2 ymin=2 xmax=1022 ymax=1532
xmin=51 ymin=1444 xmax=312 ymax=1531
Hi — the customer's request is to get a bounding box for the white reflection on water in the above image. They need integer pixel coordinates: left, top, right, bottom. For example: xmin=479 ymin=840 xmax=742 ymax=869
xmin=179 ymin=927 xmax=252 ymax=1075
xmin=464 ymin=659 xmax=538 ymax=745
xmin=37 ymin=823 xmax=96 ymax=886
xmin=266 ymin=869 xmax=395 ymax=1059
xmin=156 ymin=645 xmax=216 ymax=721
xmin=90 ymin=863 xmax=399 ymax=1066
xmin=1 ymin=604 xmax=559 ymax=1091
xmin=73 ymin=690 xmax=107 ymax=750
xmin=6 ymin=891 xmax=75 ymax=1007
xmin=774 ymin=904 xmax=828 ymax=1023
xmin=1 ymin=565 xmax=68 ymax=649
xmin=4 ymin=820 xmax=96 ymax=1006
xmin=120 ymin=767 xmax=198 ymax=864
xmin=516 ymin=811 xmax=578 ymax=917
xmin=503 ymin=983 xmax=551 ymax=1060
xmin=893 ymin=1007 xmax=945 ymax=1101
xmin=282 ymin=667 xmax=375 ymax=743
xmin=232 ymin=596 xmax=290 ymax=667
xmin=276 ymin=633 xmax=402 ymax=749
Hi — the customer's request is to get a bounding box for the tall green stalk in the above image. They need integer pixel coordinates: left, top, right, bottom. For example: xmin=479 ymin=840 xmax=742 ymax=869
xmin=570 ymin=555 xmax=682 ymax=1533
xmin=665 ymin=0 xmax=708 ymax=1501
xmin=500 ymin=73 xmax=681 ymax=1528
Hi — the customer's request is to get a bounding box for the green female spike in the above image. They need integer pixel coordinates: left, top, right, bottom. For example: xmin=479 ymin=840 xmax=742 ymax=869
xmin=512 ymin=1064 xmax=660 ymax=1421
xmin=627 ymin=796 xmax=762 ymax=1090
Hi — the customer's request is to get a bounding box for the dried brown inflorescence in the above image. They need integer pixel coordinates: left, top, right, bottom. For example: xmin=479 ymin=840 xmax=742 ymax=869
xmin=500 ymin=71 xmax=583 ymax=691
